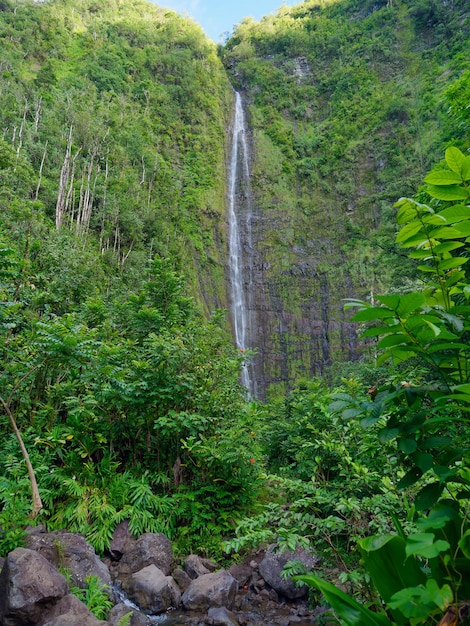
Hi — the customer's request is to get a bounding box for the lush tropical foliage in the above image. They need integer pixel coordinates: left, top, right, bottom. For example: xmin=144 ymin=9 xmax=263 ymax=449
xmin=1 ymin=0 xmax=470 ymax=624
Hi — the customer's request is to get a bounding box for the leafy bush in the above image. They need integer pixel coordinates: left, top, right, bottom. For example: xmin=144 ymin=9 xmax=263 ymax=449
xmin=298 ymin=148 xmax=470 ymax=624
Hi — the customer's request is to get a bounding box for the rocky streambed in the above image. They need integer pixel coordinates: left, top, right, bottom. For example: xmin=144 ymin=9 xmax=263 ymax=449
xmin=0 ymin=523 xmax=330 ymax=625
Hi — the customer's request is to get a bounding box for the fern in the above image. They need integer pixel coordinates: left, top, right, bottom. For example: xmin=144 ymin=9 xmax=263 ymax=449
xmin=70 ymin=575 xmax=113 ymax=620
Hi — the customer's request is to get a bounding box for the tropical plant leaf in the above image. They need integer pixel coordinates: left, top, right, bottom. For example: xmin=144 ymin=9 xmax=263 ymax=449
xmin=405 ymin=533 xmax=450 ymax=559
xmin=458 ymin=529 xmax=470 ymax=559
xmin=395 ymin=220 xmax=424 ymax=243
xmin=445 ymin=146 xmax=465 ymax=174
xmin=426 ymin=185 xmax=468 ymax=201
xmin=462 ymin=155 xmax=470 ymax=181
xmin=424 ymin=170 xmax=462 ymax=185
xmin=359 ymin=534 xmax=426 ymax=624
xmin=414 ymin=483 xmax=444 ymax=511
xmin=293 ymin=574 xmax=391 ymax=626
xmin=352 ymin=307 xmax=397 ymax=322
xmin=437 ymin=205 xmax=470 ymax=223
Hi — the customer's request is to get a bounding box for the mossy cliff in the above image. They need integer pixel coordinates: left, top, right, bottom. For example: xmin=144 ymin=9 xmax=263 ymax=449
xmin=0 ymin=0 xmax=233 ymax=313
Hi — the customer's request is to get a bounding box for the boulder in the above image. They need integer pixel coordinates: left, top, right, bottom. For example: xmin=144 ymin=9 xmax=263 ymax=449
xmin=258 ymin=545 xmax=321 ymax=600
xmin=0 ymin=547 xmax=69 ymax=625
xmin=26 ymin=530 xmax=112 ymax=589
xmin=172 ymin=567 xmax=192 ymax=592
xmin=184 ymin=554 xmax=210 ymax=579
xmin=182 ymin=571 xmax=237 ymax=611
xmin=201 ymin=558 xmax=218 ymax=572
xmin=39 ymin=594 xmax=107 ymax=626
xmin=228 ymin=564 xmax=253 ymax=587
xmin=121 ymin=564 xmax=181 ymax=614
xmin=118 ymin=533 xmax=174 ymax=577
xmin=109 ymin=520 xmax=133 ymax=561
xmin=108 ymin=603 xmax=149 ymax=626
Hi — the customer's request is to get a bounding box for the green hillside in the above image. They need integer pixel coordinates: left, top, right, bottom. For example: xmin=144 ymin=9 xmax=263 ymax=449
xmin=0 ymin=0 xmax=232 ymax=311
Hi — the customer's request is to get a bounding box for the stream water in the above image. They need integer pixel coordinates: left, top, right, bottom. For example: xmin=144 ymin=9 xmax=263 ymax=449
xmin=227 ymin=91 xmax=255 ymax=397
xmin=114 ymin=582 xmax=322 ymax=625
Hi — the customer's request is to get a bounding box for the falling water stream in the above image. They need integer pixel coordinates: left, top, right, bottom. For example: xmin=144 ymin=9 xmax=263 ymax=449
xmin=228 ymin=91 xmax=255 ymax=396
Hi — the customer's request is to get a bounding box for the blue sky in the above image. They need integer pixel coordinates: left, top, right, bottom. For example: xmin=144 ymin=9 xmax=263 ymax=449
xmin=153 ymin=1 xmax=298 ymax=42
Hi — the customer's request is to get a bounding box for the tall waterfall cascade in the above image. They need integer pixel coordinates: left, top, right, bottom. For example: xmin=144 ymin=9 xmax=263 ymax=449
xmin=227 ymin=92 xmax=255 ymax=397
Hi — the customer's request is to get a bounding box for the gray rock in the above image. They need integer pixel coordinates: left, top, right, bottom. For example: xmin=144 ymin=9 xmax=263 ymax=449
xmin=0 ymin=547 xmax=69 ymax=625
xmin=258 ymin=544 xmax=320 ymax=600
xmin=201 ymin=558 xmax=218 ymax=572
xmin=184 ymin=554 xmax=210 ymax=579
xmin=228 ymin=564 xmax=253 ymax=587
xmin=208 ymin=606 xmax=239 ymax=625
xmin=118 ymin=533 xmax=174 ymax=577
xmin=182 ymin=571 xmax=237 ymax=611
xmin=26 ymin=530 xmax=112 ymax=589
xmin=109 ymin=520 xmax=133 ymax=561
xmin=39 ymin=594 xmax=107 ymax=626
xmin=121 ymin=564 xmax=181 ymax=614
xmin=172 ymin=567 xmax=192 ymax=592
xmin=108 ymin=603 xmax=149 ymax=626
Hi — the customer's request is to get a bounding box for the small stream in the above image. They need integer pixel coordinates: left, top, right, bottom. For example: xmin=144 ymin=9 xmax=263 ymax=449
xmin=114 ymin=584 xmax=323 ymax=625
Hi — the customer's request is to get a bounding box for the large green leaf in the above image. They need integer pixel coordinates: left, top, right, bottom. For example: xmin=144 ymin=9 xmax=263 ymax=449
xmin=362 ymin=324 xmax=401 ymax=338
xmin=426 ymin=185 xmax=468 ymax=201
xmin=429 ymin=225 xmax=469 ymax=239
xmin=433 ymin=240 xmax=465 ymax=254
xmin=424 ymin=170 xmax=462 ymax=185
xmin=458 ymin=529 xmax=470 ymax=559
xmin=396 ymin=292 xmax=426 ymax=316
xmin=293 ymin=574 xmax=392 ymax=626
xmin=438 ymin=256 xmax=468 ymax=271
xmin=375 ymin=294 xmax=401 ymax=309
xmin=352 ymin=307 xmax=396 ymax=322
xmin=405 ymin=533 xmax=450 ymax=559
xmin=395 ymin=219 xmax=424 ymax=243
xmin=462 ymin=155 xmax=470 ymax=181
xmin=376 ymin=334 xmax=410 ymax=349
xmin=388 ymin=580 xmax=453 ymax=618
xmin=436 ymin=205 xmax=470 ymax=223
xmin=445 ymin=146 xmax=466 ymax=174
xmin=452 ymin=220 xmax=470 ymax=236
xmin=359 ymin=534 xmax=426 ymax=624
xmin=414 ymin=483 xmax=444 ymax=511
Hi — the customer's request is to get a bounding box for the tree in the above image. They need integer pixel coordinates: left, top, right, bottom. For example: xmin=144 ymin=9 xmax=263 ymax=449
xmin=0 ymin=246 xmax=42 ymax=518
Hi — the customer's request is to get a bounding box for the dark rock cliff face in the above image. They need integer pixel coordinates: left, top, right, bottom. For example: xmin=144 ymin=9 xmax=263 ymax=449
xmin=234 ymin=133 xmax=361 ymax=399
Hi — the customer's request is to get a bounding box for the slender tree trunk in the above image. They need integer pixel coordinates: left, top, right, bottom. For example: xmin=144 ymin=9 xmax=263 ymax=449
xmin=56 ymin=125 xmax=73 ymax=229
xmin=34 ymin=141 xmax=48 ymax=201
xmin=0 ymin=396 xmax=43 ymax=518
xmin=14 ymin=101 xmax=28 ymax=170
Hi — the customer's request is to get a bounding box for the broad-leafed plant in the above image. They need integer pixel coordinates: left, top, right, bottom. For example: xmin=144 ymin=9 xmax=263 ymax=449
xmin=297 ymin=147 xmax=470 ymax=624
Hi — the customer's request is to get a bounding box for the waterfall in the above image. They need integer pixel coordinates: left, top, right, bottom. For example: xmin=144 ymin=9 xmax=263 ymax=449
xmin=228 ymin=92 xmax=255 ymax=396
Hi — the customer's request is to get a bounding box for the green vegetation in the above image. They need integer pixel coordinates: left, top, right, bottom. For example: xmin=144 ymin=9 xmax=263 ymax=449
xmin=70 ymin=575 xmax=113 ymax=620
xmin=0 ymin=0 xmax=469 ymax=624
xmin=292 ymin=146 xmax=470 ymax=624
